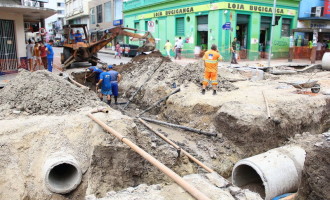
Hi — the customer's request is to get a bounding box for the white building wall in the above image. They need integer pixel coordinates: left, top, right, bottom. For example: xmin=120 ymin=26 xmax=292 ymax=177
xmin=44 ymin=0 xmax=65 ymax=33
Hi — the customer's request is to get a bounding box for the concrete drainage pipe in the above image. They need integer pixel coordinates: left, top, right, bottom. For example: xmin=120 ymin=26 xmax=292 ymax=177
xmin=232 ymin=145 xmax=306 ymax=200
xmin=44 ymin=153 xmax=82 ymax=194
xmin=322 ymin=52 xmax=330 ymax=70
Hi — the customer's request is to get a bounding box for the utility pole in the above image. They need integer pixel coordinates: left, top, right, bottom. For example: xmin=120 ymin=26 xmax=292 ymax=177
xmin=267 ymin=0 xmax=277 ymax=68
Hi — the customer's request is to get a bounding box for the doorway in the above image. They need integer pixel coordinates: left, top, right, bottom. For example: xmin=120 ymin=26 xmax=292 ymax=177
xmin=0 ymin=19 xmax=18 ymax=71
xmin=260 ymin=16 xmax=272 ymax=58
xmin=197 ymin=15 xmax=208 ymax=51
xmin=236 ymin=14 xmax=250 ymax=59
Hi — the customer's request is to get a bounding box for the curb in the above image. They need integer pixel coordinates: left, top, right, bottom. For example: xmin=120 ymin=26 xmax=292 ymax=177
xmin=99 ymin=51 xmax=116 ymax=55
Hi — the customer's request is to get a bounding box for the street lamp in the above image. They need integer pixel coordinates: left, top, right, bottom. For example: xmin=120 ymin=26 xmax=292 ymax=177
xmin=268 ymin=0 xmax=277 ymax=67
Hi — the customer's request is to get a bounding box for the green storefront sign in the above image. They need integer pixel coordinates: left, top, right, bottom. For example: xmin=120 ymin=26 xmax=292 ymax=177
xmin=124 ymin=0 xmax=300 ymax=60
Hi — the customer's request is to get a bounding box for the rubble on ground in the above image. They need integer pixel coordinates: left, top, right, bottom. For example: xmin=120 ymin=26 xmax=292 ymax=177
xmin=0 ymin=70 xmax=102 ymax=116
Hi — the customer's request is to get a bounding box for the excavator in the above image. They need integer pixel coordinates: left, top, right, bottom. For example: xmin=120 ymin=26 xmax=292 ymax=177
xmin=61 ymin=24 xmax=156 ymax=69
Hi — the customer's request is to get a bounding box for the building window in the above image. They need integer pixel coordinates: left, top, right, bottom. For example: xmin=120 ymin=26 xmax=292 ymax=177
xmin=57 ymin=10 xmax=65 ymax=15
xmin=176 ymin=17 xmax=185 ymax=36
xmin=114 ymin=0 xmax=122 ymax=20
xmin=57 ymin=3 xmax=65 ymax=7
xmin=96 ymin=5 xmax=103 ymax=23
xmin=281 ymin=18 xmax=291 ymax=37
xmin=134 ymin=22 xmax=140 ymax=32
xmin=90 ymin=7 xmax=96 ymax=24
xmin=104 ymin=2 xmax=111 ymax=22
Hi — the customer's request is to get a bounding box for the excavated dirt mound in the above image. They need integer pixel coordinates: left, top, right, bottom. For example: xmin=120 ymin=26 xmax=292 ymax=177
xmin=0 ymin=70 xmax=102 ymax=116
xmin=296 ymin=132 xmax=330 ymax=200
xmin=131 ymin=51 xmax=171 ymax=63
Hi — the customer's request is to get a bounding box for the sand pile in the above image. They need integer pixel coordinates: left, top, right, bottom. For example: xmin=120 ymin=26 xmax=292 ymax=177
xmin=0 ymin=70 xmax=102 ymax=115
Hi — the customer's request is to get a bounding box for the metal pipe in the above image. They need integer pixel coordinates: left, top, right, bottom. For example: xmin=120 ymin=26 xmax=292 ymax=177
xmin=138 ymin=118 xmax=214 ymax=173
xmin=138 ymin=88 xmax=180 ymax=116
xmin=87 ymin=113 xmax=212 ymax=200
xmin=140 ymin=117 xmax=217 ymax=137
xmin=267 ymin=0 xmax=277 ymax=68
xmin=123 ymin=59 xmax=165 ymax=109
xmin=262 ymin=91 xmax=271 ymax=119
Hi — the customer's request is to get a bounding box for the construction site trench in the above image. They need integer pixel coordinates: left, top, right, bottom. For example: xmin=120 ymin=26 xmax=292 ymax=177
xmin=0 ymin=52 xmax=329 ymax=200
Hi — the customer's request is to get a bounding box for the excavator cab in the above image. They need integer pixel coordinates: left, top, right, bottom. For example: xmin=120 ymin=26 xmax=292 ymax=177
xmin=61 ymin=24 xmax=156 ymax=70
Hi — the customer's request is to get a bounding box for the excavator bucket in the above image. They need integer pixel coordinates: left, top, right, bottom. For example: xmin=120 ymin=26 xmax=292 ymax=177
xmin=138 ymin=41 xmax=156 ymax=52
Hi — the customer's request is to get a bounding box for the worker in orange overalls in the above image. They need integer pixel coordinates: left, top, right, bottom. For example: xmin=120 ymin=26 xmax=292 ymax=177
xmin=202 ymin=44 xmax=222 ymax=95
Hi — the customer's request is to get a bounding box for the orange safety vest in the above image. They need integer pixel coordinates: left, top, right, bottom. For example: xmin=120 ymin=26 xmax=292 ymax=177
xmin=203 ymin=50 xmax=221 ymax=72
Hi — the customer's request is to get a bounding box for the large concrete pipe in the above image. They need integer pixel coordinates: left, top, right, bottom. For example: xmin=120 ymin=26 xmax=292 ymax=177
xmin=44 ymin=153 xmax=82 ymax=194
xmin=232 ymin=145 xmax=305 ymax=200
xmin=322 ymin=52 xmax=330 ymax=70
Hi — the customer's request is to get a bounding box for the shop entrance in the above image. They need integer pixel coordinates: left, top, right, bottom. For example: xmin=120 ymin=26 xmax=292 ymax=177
xmin=236 ymin=14 xmax=250 ymax=59
xmin=260 ymin=16 xmax=272 ymax=58
xmin=197 ymin=15 xmax=208 ymax=51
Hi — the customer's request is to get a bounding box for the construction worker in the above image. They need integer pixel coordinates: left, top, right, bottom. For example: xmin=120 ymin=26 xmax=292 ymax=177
xmin=202 ymin=44 xmax=222 ymax=95
xmin=45 ymin=40 xmax=54 ymax=72
xmin=107 ymin=65 xmax=122 ymax=105
xmin=86 ymin=66 xmax=103 ymax=83
xmin=96 ymin=65 xmax=112 ymax=105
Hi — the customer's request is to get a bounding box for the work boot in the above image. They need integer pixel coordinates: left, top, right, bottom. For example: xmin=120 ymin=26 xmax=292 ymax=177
xmin=107 ymin=100 xmax=111 ymax=105
xmin=213 ymin=90 xmax=217 ymax=95
xmin=201 ymin=89 xmax=205 ymax=95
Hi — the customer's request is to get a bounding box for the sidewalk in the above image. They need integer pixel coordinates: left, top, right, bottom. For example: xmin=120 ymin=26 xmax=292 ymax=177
xmin=172 ymin=57 xmax=322 ymax=67
xmin=99 ymin=48 xmax=116 ymax=55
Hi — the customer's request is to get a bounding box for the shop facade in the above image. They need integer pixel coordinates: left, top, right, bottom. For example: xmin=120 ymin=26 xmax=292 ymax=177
xmin=123 ymin=0 xmax=300 ymax=60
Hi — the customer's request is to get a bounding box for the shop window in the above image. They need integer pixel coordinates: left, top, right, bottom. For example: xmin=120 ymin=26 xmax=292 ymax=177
xmin=281 ymin=18 xmax=291 ymax=37
xmin=90 ymin=7 xmax=96 ymax=24
xmin=97 ymin=5 xmax=103 ymax=23
xmin=176 ymin=17 xmax=185 ymax=36
xmin=104 ymin=2 xmax=111 ymax=22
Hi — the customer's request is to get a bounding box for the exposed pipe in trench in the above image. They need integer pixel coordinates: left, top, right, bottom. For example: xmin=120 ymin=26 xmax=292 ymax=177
xmin=138 ymin=118 xmax=214 ymax=173
xmin=68 ymin=72 xmax=90 ymax=90
xmin=232 ymin=145 xmax=306 ymax=200
xmin=44 ymin=153 xmax=82 ymax=194
xmin=88 ymin=112 xmax=212 ymax=200
xmin=140 ymin=117 xmax=217 ymax=137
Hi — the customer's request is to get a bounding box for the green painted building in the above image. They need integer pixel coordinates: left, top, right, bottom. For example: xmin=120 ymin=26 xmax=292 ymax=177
xmin=123 ymin=0 xmax=301 ymax=60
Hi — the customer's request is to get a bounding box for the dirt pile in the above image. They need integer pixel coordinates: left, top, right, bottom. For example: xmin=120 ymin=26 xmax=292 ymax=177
xmin=0 ymin=70 xmax=102 ymax=115
xmin=296 ymin=132 xmax=330 ymax=200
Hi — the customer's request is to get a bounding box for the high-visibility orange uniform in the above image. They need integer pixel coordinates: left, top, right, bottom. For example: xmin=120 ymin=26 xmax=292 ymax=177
xmin=202 ymin=50 xmax=221 ymax=86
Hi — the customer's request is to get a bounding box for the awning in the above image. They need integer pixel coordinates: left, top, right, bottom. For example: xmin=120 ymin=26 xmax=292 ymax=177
xmin=0 ymin=5 xmax=56 ymax=22
xmin=293 ymin=28 xmax=330 ymax=33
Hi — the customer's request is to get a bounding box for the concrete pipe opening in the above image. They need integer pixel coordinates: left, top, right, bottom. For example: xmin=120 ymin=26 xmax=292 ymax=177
xmin=44 ymin=154 xmax=82 ymax=194
xmin=232 ymin=164 xmax=265 ymax=198
xmin=232 ymin=145 xmax=306 ymax=200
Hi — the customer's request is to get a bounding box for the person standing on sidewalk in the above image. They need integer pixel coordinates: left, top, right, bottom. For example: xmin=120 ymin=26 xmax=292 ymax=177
xmin=26 ymin=39 xmax=34 ymax=72
xmin=39 ymin=42 xmax=48 ymax=70
xmin=231 ymin=37 xmax=238 ymax=64
xmin=33 ymin=42 xmax=42 ymax=70
xmin=201 ymin=44 xmax=222 ymax=95
xmin=45 ymin=40 xmax=54 ymax=72
xmin=174 ymin=37 xmax=183 ymax=60
xmin=164 ymin=40 xmax=172 ymax=58
xmin=114 ymin=42 xmax=122 ymax=59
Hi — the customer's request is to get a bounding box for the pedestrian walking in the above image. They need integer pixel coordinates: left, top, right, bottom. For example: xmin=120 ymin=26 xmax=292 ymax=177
xmin=46 ymin=40 xmax=54 ymax=72
xmin=231 ymin=37 xmax=238 ymax=64
xmin=202 ymin=44 xmax=222 ymax=95
xmin=96 ymin=65 xmax=112 ymax=105
xmin=33 ymin=42 xmax=42 ymax=70
xmin=114 ymin=42 xmax=122 ymax=59
xmin=39 ymin=42 xmax=48 ymax=70
xmin=26 ymin=39 xmax=34 ymax=72
xmin=164 ymin=40 xmax=172 ymax=58
xmin=174 ymin=37 xmax=183 ymax=60
xmin=107 ymin=65 xmax=122 ymax=105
